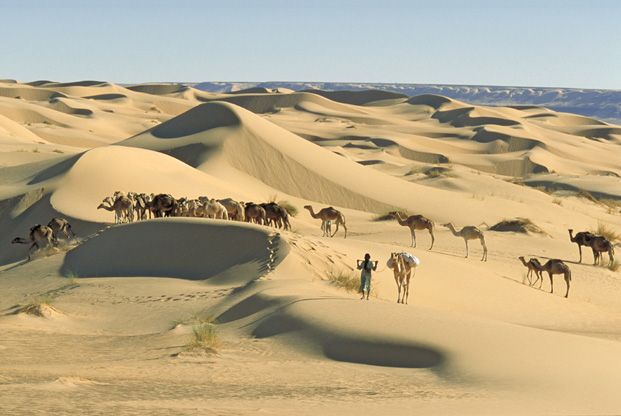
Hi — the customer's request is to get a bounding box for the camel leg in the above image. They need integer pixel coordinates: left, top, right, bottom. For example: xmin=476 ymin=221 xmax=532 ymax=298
xmin=464 ymin=240 xmax=469 ymax=258
xmin=592 ymin=248 xmax=599 ymax=266
xmin=565 ymin=275 xmax=570 ymax=298
xmin=342 ymin=222 xmax=347 ymax=239
xmin=526 ymin=269 xmax=532 ymax=286
xmin=480 ymin=237 xmax=487 ymax=261
xmin=548 ymin=272 xmax=554 ymax=294
xmin=537 ymin=271 xmax=543 ymax=289
xmin=331 ymin=221 xmax=340 ymax=238
xmin=428 ymin=228 xmax=434 ymax=250
xmin=411 ymin=229 xmax=417 ymax=248
xmin=28 ymin=242 xmax=38 ymax=260
xmin=578 ymin=244 xmax=582 ymax=263
xmin=404 ymin=273 xmax=411 ymax=304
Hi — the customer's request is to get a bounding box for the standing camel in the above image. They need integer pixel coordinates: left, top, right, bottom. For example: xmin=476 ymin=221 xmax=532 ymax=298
xmin=303 ymin=205 xmax=347 ymax=238
xmin=47 ymin=218 xmax=75 ymax=240
xmin=389 ymin=211 xmax=434 ymax=249
xmin=11 ymin=224 xmax=57 ymax=260
xmin=245 ymin=202 xmax=267 ymax=225
xmin=518 ymin=256 xmax=543 ymax=286
xmin=150 ymin=194 xmax=176 ymax=218
xmin=568 ymin=229 xmax=595 ymax=263
xmin=589 ymin=236 xmax=615 ymax=267
xmin=218 ymin=198 xmax=245 ymax=221
xmin=201 ymin=199 xmax=229 ymax=220
xmin=534 ymin=259 xmax=571 ymax=298
xmin=443 ymin=223 xmax=488 ymax=261
xmin=387 ymin=252 xmax=419 ymax=304
xmin=98 ymin=196 xmax=134 ymax=224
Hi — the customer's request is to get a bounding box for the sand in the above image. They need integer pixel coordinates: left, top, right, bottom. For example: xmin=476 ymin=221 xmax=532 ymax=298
xmin=1 ymin=79 xmax=621 ymax=415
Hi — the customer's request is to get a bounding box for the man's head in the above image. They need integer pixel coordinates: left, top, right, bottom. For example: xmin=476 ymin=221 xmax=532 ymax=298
xmin=364 ymin=253 xmax=371 ymax=260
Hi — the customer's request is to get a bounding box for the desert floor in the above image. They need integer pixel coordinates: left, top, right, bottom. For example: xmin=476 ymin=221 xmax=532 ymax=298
xmin=1 ymin=80 xmax=621 ymax=415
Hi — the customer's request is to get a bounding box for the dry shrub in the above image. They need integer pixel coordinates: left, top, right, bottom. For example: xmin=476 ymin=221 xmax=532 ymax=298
xmin=490 ymin=218 xmax=547 ymax=235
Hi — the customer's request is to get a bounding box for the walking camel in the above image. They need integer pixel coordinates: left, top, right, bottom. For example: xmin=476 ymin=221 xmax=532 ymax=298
xmin=389 ymin=211 xmax=435 ymax=249
xmin=533 ymin=259 xmax=571 ymax=298
xmin=568 ymin=229 xmax=595 ymax=263
xmin=518 ymin=256 xmax=543 ymax=286
xmin=11 ymin=224 xmax=57 ymax=260
xmin=303 ymin=205 xmax=347 ymax=238
xmin=98 ymin=196 xmax=133 ymax=224
xmin=47 ymin=218 xmax=75 ymax=240
xmin=387 ymin=252 xmax=418 ymax=304
xmin=443 ymin=223 xmax=488 ymax=261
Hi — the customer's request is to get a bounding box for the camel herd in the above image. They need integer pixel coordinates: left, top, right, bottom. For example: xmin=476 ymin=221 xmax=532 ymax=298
xmin=96 ymin=192 xmax=291 ymax=230
xmin=516 ymin=229 xmax=616 ymax=298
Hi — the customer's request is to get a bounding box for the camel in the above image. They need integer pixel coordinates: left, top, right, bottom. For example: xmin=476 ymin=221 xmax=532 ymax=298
xmin=535 ymin=259 xmax=571 ymax=298
xmin=150 ymin=193 xmax=176 ymax=218
xmin=443 ymin=223 xmax=488 ymax=261
xmin=589 ymin=236 xmax=615 ymax=267
xmin=261 ymin=202 xmax=291 ymax=230
xmin=387 ymin=252 xmax=418 ymax=304
xmin=98 ymin=195 xmax=134 ymax=223
xmin=218 ymin=198 xmax=245 ymax=221
xmin=389 ymin=211 xmax=435 ymax=249
xmin=47 ymin=217 xmax=75 ymax=240
xmin=303 ymin=205 xmax=347 ymax=238
xmin=133 ymin=193 xmax=151 ymax=220
xmin=518 ymin=256 xmax=543 ymax=286
xmin=245 ymin=202 xmax=267 ymax=225
xmin=12 ymin=224 xmax=57 ymax=260
xmin=568 ymin=229 xmax=596 ymax=263
xmin=202 ymin=199 xmax=229 ymax=220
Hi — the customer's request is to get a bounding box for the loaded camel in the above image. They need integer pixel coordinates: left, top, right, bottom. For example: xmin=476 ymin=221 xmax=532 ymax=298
xmin=245 ymin=202 xmax=267 ymax=225
xmin=11 ymin=224 xmax=57 ymax=260
xmin=261 ymin=202 xmax=291 ymax=230
xmin=387 ymin=252 xmax=419 ymax=304
xmin=568 ymin=229 xmax=595 ymax=263
xmin=443 ymin=223 xmax=488 ymax=261
xmin=389 ymin=211 xmax=435 ymax=249
xmin=518 ymin=256 xmax=543 ymax=286
xmin=303 ymin=205 xmax=347 ymax=238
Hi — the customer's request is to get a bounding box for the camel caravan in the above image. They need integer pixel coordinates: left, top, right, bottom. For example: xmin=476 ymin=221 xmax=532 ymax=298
xmin=8 ymin=187 xmax=619 ymax=302
xmin=96 ymin=192 xmax=291 ymax=230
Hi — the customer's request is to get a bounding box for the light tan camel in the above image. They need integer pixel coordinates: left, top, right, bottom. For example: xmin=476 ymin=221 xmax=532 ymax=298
xmin=218 ymin=198 xmax=245 ymax=221
xmin=518 ymin=256 xmax=543 ymax=286
xmin=387 ymin=252 xmax=416 ymax=304
xmin=534 ymin=259 xmax=571 ymax=298
xmin=589 ymin=236 xmax=615 ymax=267
xmin=98 ymin=195 xmax=134 ymax=224
xmin=47 ymin=218 xmax=75 ymax=240
xmin=303 ymin=205 xmax=347 ymax=238
xmin=443 ymin=223 xmax=488 ymax=261
xmin=390 ymin=211 xmax=435 ymax=249
xmin=12 ymin=224 xmax=57 ymax=260
xmin=200 ymin=199 xmax=229 ymax=220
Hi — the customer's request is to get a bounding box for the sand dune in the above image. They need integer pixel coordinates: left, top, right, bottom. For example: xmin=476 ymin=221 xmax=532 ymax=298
xmin=2 ymin=80 xmax=621 ymax=415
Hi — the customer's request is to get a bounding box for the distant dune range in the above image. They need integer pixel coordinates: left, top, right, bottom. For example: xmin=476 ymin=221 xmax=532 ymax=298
xmin=2 ymin=79 xmax=621 ymax=414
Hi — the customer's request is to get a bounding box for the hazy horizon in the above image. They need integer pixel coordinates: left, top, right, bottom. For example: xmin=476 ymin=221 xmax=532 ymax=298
xmin=2 ymin=0 xmax=620 ymax=89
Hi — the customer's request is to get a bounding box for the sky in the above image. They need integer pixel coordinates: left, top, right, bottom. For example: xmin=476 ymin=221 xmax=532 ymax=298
xmin=1 ymin=0 xmax=619 ymax=89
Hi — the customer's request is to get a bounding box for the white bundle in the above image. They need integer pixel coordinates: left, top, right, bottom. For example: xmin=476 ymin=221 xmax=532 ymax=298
xmin=386 ymin=252 xmax=420 ymax=268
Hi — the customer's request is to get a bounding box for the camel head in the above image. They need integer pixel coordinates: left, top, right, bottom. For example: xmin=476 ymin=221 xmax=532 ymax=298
xmin=518 ymin=256 xmax=525 ymax=261
xmin=441 ymin=223 xmax=452 ymax=228
xmin=11 ymin=237 xmax=23 ymax=244
xmin=303 ymin=205 xmax=312 ymax=210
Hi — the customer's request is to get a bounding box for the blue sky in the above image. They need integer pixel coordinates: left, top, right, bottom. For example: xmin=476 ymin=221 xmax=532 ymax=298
xmin=1 ymin=0 xmax=619 ymax=88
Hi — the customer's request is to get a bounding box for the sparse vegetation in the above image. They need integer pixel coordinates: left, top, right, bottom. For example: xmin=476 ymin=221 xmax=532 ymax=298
xmin=490 ymin=218 xmax=547 ymax=235
xmin=552 ymin=197 xmax=563 ymax=206
xmin=171 ymin=313 xmax=215 ymax=330
xmin=14 ymin=295 xmax=55 ymax=317
xmin=373 ymin=210 xmax=404 ymax=221
xmin=267 ymin=194 xmax=298 ymax=216
xmin=592 ymin=222 xmax=621 ymax=244
xmin=188 ymin=323 xmax=219 ymax=352
xmin=278 ymin=200 xmax=298 ymax=217
xmin=407 ymin=165 xmax=455 ymax=178
xmin=327 ymin=268 xmax=361 ymax=293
